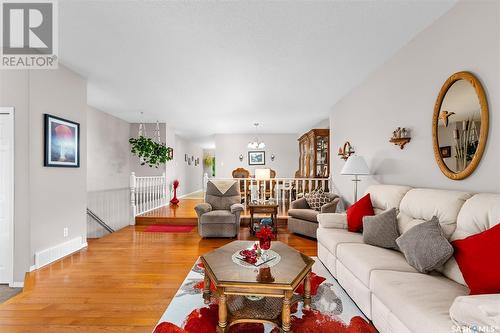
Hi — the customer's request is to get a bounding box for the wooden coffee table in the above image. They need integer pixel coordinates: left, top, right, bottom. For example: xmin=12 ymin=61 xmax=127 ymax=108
xmin=248 ymin=203 xmax=279 ymax=235
xmin=200 ymin=241 xmax=314 ymax=332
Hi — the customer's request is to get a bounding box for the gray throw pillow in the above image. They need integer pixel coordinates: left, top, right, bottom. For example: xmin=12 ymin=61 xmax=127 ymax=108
xmin=362 ymin=208 xmax=399 ymax=250
xmin=396 ymin=216 xmax=454 ymax=273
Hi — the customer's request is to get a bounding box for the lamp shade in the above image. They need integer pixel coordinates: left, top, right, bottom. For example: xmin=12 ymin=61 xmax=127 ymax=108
xmin=341 ymin=155 xmax=370 ymax=175
xmin=255 ymin=168 xmax=271 ymax=180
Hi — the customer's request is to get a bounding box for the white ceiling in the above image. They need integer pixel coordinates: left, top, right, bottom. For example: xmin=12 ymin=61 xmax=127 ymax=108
xmin=59 ymin=0 xmax=456 ymax=141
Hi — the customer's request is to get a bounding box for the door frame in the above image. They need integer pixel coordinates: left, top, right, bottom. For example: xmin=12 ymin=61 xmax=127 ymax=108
xmin=0 ymin=107 xmax=14 ymax=286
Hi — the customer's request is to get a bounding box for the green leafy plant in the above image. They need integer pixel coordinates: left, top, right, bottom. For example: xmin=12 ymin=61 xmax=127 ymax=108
xmin=129 ymin=136 xmax=173 ymax=168
xmin=204 ymin=156 xmax=216 ymax=177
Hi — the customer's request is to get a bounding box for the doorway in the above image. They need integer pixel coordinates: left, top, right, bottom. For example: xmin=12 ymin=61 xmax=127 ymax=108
xmin=0 ymin=107 xmax=14 ymax=285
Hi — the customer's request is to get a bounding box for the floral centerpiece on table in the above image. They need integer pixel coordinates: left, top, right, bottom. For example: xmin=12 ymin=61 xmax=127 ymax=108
xmin=238 ymin=227 xmax=275 ymax=264
xmin=256 ymin=226 xmax=274 ymax=251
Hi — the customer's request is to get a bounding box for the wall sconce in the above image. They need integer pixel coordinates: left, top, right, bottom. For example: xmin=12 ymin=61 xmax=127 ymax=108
xmin=239 ymin=154 xmax=244 ymax=162
xmin=271 ymin=154 xmax=275 ymax=161
xmin=338 ymin=141 xmax=355 ymax=160
xmin=389 ymin=127 xmax=411 ymax=149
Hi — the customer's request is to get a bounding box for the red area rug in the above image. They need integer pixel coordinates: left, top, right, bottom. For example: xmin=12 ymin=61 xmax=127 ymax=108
xmin=144 ymin=225 xmax=195 ymax=233
xmin=154 ymin=258 xmax=377 ymax=333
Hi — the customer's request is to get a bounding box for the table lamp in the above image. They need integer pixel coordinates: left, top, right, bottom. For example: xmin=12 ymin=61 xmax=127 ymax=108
xmin=341 ymin=155 xmax=370 ymax=202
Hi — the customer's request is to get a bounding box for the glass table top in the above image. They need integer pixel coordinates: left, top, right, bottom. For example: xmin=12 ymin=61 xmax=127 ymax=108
xmin=201 ymin=241 xmax=314 ymax=287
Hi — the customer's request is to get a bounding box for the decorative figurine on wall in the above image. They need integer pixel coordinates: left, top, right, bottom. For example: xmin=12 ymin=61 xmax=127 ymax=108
xmin=389 ymin=127 xmax=411 ymax=149
xmin=338 ymin=141 xmax=355 ymax=160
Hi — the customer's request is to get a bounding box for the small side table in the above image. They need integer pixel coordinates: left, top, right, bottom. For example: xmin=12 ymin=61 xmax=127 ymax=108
xmin=248 ymin=203 xmax=279 ymax=235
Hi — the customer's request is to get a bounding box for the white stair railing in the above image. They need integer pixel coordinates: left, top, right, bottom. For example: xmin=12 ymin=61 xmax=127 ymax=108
xmin=211 ymin=177 xmax=332 ymax=211
xmin=130 ymin=172 xmax=167 ymax=224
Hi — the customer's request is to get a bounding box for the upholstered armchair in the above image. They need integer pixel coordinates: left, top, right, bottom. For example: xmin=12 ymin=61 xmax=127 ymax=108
xmin=194 ymin=180 xmax=244 ymax=238
xmin=288 ymin=193 xmax=339 ymax=238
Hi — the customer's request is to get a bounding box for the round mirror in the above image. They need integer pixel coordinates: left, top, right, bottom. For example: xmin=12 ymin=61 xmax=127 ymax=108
xmin=433 ymin=71 xmax=489 ymax=180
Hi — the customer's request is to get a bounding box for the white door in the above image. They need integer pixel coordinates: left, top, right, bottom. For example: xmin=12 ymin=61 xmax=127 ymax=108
xmin=0 ymin=107 xmax=14 ymax=284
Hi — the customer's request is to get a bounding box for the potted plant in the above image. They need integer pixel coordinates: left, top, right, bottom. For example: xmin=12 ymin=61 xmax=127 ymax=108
xmin=129 ymin=136 xmax=173 ymax=168
xmin=204 ymin=156 xmax=216 ymax=176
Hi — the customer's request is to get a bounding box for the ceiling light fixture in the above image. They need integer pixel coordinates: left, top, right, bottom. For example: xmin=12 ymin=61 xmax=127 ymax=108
xmin=247 ymin=123 xmax=265 ymax=149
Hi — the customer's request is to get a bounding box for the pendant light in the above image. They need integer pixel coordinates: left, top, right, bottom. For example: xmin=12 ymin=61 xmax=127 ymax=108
xmin=248 ymin=123 xmax=265 ymax=149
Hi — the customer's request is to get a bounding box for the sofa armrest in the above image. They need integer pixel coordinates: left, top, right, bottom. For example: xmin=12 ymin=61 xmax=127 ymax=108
xmin=317 ymin=213 xmax=347 ymax=229
xmin=450 ymin=294 xmax=500 ymax=330
xmin=194 ymin=203 xmax=212 ymax=217
xmin=291 ymin=197 xmax=309 ymax=209
xmin=230 ymin=203 xmax=244 ymax=214
xmin=321 ymin=197 xmax=340 ymax=213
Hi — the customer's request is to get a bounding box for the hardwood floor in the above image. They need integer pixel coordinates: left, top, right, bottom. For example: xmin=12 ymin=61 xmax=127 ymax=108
xmin=0 ymin=225 xmax=317 ymax=332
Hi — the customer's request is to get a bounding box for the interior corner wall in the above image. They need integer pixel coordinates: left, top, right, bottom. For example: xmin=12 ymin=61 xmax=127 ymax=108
xmin=173 ymin=135 xmax=204 ymax=197
xmin=87 ymin=107 xmax=131 ymax=192
xmin=1 ymin=65 xmax=88 ymax=281
xmin=330 ymin=0 xmax=500 ymax=204
xmin=214 ymin=134 xmax=299 ymax=178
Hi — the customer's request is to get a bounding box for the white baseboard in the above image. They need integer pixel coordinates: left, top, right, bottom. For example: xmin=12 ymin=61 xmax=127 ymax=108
xmin=33 ymin=236 xmax=87 ymax=270
xmin=9 ymin=281 xmax=24 ymax=288
xmin=179 ymin=189 xmax=204 ymax=198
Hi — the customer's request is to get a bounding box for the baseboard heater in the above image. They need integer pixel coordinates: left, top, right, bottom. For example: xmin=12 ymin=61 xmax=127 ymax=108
xmin=34 ymin=236 xmax=87 ymax=270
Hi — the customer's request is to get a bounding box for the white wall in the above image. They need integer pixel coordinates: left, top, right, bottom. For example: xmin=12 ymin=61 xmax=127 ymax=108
xmin=87 ymin=107 xmax=131 ymax=233
xmin=215 ymin=133 xmax=298 ymax=178
xmin=87 ymin=107 xmax=130 ymax=191
xmin=1 ymin=66 xmax=88 ymax=281
xmin=330 ymin=0 xmax=500 ymax=204
xmin=174 ymin=135 xmax=204 ymax=196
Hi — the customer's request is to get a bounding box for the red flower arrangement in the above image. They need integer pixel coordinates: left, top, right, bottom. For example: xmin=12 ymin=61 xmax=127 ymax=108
xmin=239 ymin=248 xmax=258 ymax=264
xmin=256 ymin=227 xmax=274 ymax=250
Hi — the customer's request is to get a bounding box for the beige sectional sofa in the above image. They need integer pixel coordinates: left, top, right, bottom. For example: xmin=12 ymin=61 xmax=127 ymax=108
xmin=316 ymin=184 xmax=500 ymax=333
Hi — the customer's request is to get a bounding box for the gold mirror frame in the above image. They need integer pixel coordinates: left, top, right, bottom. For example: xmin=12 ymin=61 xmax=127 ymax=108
xmin=432 ymin=71 xmax=489 ymax=180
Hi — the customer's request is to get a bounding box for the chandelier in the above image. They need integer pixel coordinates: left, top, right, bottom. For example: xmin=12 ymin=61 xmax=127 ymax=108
xmin=247 ymin=123 xmax=265 ymax=149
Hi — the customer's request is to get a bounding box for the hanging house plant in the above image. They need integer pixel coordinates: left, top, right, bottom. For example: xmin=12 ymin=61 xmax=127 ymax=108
xmin=129 ymin=136 xmax=173 ymax=168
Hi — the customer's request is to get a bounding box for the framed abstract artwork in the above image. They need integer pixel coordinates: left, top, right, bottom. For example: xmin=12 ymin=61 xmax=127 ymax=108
xmin=248 ymin=151 xmax=265 ymax=165
xmin=44 ymin=114 xmax=80 ymax=167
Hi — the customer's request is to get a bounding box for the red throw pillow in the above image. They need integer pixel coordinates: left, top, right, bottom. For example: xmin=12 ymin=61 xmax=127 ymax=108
xmin=346 ymin=193 xmax=375 ymax=232
xmin=452 ymin=223 xmax=500 ymax=295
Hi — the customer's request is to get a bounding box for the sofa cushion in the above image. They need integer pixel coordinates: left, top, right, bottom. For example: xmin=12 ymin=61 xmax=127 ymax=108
xmin=449 ymin=294 xmax=500 ymax=329
xmin=365 ymin=184 xmax=412 ymax=213
xmin=370 ymin=270 xmax=469 ymax=333
xmin=347 ymin=194 xmax=375 ymax=232
xmin=288 ymin=209 xmax=319 ymax=222
xmin=200 ymin=210 xmax=236 ymax=224
xmin=452 ymin=193 xmax=500 ymax=241
xmin=452 ymin=223 xmax=500 ymax=295
xmin=396 ymin=216 xmax=454 ymax=273
xmin=398 ymin=188 xmax=472 ymax=238
xmin=443 ymin=193 xmax=500 ymax=286
xmin=362 ymin=208 xmax=399 ymax=250
xmin=317 ymin=228 xmax=363 ymax=256
xmin=336 ymin=243 xmax=416 ymax=287
xmin=317 ymin=213 xmax=347 ymax=229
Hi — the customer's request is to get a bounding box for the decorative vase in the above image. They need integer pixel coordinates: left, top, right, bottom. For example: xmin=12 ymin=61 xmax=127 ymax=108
xmin=259 ymin=237 xmax=271 ymax=251
xmin=170 ymin=180 xmax=179 ymax=205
